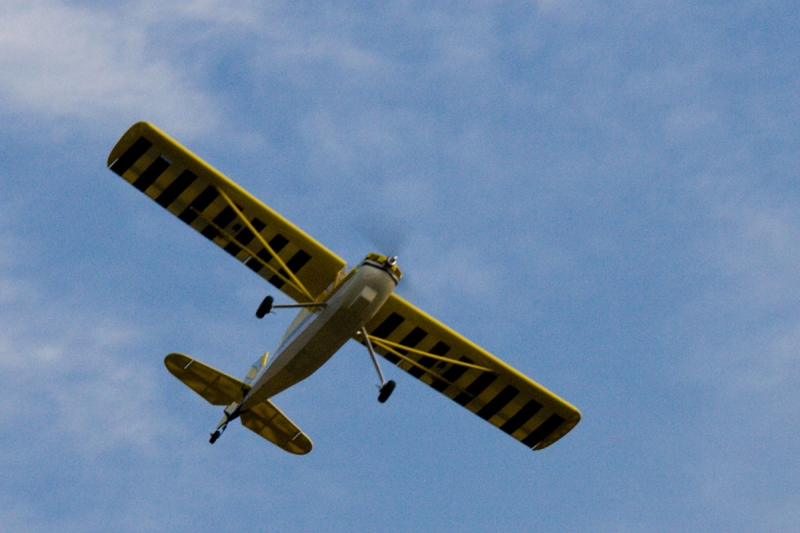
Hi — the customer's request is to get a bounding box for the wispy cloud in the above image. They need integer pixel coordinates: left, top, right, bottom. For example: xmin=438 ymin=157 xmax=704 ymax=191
xmin=0 ymin=215 xmax=169 ymax=454
xmin=680 ymin=194 xmax=800 ymax=395
xmin=0 ymin=0 xmax=218 ymax=137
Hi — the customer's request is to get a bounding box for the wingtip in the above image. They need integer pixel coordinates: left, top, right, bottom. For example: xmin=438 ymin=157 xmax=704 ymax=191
xmin=532 ymin=413 xmax=582 ymax=451
xmin=106 ymin=121 xmax=156 ymax=168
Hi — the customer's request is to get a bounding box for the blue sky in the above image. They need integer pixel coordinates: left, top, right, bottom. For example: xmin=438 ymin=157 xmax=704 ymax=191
xmin=1 ymin=0 xmax=799 ymax=531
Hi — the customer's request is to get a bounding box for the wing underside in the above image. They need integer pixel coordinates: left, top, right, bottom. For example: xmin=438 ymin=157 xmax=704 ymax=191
xmin=108 ymin=122 xmax=346 ymax=302
xmin=361 ymin=295 xmax=581 ymax=450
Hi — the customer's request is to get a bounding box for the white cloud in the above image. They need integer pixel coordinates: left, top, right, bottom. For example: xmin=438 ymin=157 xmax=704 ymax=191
xmin=674 ymin=187 xmax=800 ymax=424
xmin=0 ymin=0 xmax=218 ymax=137
xmin=567 ymin=83 xmax=797 ymax=508
xmin=134 ymin=0 xmax=263 ymax=25
xmin=0 ymin=298 xmax=168 ymax=452
xmin=0 ymin=218 xmax=169 ymax=454
xmin=412 ymin=243 xmax=502 ymax=303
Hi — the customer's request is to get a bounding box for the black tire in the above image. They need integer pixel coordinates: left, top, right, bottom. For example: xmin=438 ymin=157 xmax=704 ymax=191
xmin=255 ymin=295 xmax=274 ymax=319
xmin=378 ymin=380 xmax=396 ymax=403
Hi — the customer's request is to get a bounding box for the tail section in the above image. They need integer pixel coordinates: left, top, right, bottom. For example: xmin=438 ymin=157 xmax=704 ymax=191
xmin=164 ymin=353 xmax=312 ymax=454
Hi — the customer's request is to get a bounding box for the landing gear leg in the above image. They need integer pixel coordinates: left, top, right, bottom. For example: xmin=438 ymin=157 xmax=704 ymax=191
xmin=256 ymin=295 xmax=328 ymax=319
xmin=359 ymin=327 xmax=396 ymax=403
xmin=209 ymin=403 xmax=240 ymax=444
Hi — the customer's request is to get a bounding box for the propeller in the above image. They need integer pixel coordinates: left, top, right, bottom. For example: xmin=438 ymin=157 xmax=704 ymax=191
xmin=355 ymin=214 xmax=407 ymax=259
xmin=354 ymin=214 xmax=418 ymax=298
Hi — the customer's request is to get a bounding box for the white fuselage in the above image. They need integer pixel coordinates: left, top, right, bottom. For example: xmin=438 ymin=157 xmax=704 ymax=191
xmin=239 ymin=260 xmax=397 ymax=412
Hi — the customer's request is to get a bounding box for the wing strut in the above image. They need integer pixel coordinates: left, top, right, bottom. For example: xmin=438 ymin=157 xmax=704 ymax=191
xmin=368 ymin=336 xmax=494 ymax=373
xmin=353 ymin=331 xmax=495 ymax=403
xmin=215 ymin=187 xmax=315 ymax=302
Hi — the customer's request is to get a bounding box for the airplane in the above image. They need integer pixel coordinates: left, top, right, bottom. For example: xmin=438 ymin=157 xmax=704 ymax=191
xmin=107 ymin=122 xmax=581 ymax=455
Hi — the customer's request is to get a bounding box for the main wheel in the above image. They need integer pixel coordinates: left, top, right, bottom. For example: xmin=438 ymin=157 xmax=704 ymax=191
xmin=209 ymin=430 xmax=221 ymax=444
xmin=378 ymin=380 xmax=396 ymax=403
xmin=255 ymin=295 xmax=274 ymax=319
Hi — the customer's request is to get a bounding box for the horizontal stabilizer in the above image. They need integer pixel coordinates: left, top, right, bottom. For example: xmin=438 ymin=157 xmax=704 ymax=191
xmin=164 ymin=353 xmax=247 ymax=406
xmin=165 ymin=353 xmax=312 ymax=454
xmin=240 ymin=401 xmax=313 ymax=455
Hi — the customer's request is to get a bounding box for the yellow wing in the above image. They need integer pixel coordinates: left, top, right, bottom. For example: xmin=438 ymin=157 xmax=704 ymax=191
xmin=361 ymin=295 xmax=581 ymax=450
xmin=108 ymin=122 xmax=346 ymax=302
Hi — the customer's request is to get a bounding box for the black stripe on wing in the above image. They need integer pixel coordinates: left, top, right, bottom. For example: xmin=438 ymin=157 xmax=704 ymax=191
xmin=110 ymin=135 xmax=316 ymax=294
xmin=366 ymin=307 xmax=567 ymax=450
